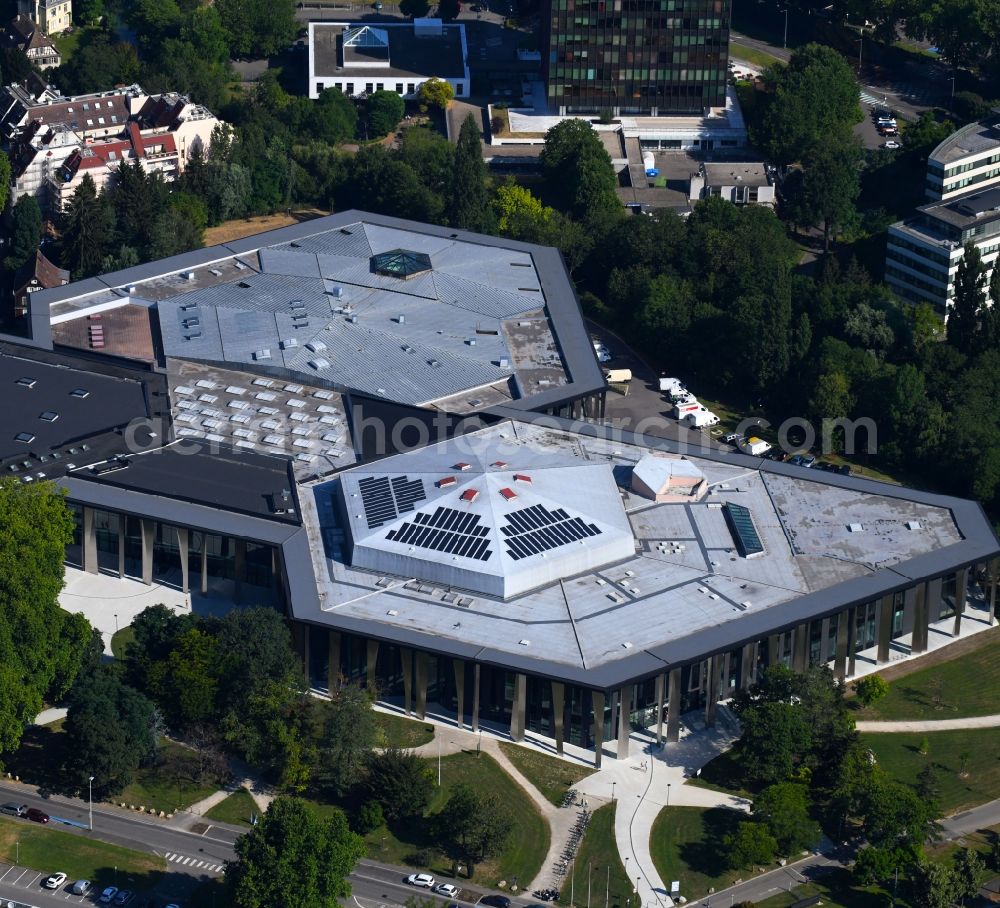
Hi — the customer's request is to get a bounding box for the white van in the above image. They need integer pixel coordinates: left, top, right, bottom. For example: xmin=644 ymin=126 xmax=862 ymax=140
xmin=738 ymin=436 xmax=772 ymax=456
xmin=604 ymin=368 xmax=632 ymax=383
xmin=682 ymin=409 xmax=720 ymax=428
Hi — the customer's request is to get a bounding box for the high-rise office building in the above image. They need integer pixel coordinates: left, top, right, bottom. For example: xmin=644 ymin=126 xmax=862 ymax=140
xmin=542 ymin=0 xmax=732 ymax=116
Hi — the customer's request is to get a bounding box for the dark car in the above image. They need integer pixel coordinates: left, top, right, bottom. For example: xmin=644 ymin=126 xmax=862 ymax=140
xmin=480 ymin=897 xmax=511 ymax=908
xmin=0 ymin=803 xmax=27 ymax=817
xmin=25 ymin=807 xmax=49 ymax=823
xmin=837 ymin=464 xmax=852 ymax=475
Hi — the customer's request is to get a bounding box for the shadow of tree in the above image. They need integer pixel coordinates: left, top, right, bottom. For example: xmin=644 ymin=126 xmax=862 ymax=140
xmin=677 ymin=808 xmax=742 ymax=876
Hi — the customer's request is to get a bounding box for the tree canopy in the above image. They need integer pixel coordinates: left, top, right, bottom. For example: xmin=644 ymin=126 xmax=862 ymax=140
xmin=225 ymin=797 xmax=365 ymax=908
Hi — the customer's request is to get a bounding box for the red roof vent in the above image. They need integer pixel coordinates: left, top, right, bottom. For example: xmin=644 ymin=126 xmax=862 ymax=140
xmin=460 ymin=488 xmax=479 ymax=502
xmin=513 ymin=473 xmax=532 ymax=483
xmin=454 ymin=462 xmax=471 ymax=471
xmin=499 ymin=487 xmax=517 ymax=501
xmin=437 ymin=476 xmax=457 ymax=488
xmin=491 ymin=460 xmax=508 ymax=468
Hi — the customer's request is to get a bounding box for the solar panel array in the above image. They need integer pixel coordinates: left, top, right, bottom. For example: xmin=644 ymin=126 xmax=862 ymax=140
xmin=500 ymin=504 xmax=602 ymax=561
xmin=386 ymin=506 xmax=492 ymax=561
xmin=724 ymin=502 xmax=764 ymax=557
xmin=358 ymin=474 xmax=427 ymax=528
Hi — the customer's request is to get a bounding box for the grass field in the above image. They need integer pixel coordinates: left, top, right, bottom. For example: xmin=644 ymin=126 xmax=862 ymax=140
xmin=375 ymin=712 xmax=435 ymax=749
xmin=0 ymin=815 xmax=165 ymax=890
xmin=863 ymin=728 xmax=1000 ymax=814
xmin=202 ymin=209 xmax=327 ymax=246
xmin=648 ymin=806 xmax=745 ymax=902
xmin=497 ymin=743 xmax=593 ymax=806
xmin=118 ymin=741 xmax=225 ymax=814
xmin=204 ymin=788 xmax=259 ymax=828
xmin=857 ymin=628 xmax=1000 ymax=721
xmin=688 ymin=748 xmax=756 ymax=799
xmin=309 ymin=751 xmax=548 ymax=889
xmin=110 ymin=626 xmax=134 ymax=661
xmin=730 ymin=42 xmax=783 ymax=70
xmin=559 ymin=804 xmax=631 ymax=907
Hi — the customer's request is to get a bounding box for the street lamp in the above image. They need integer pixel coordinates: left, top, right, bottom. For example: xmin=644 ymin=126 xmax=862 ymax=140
xmin=88 ymin=775 xmax=94 ymax=831
xmin=114 ymin=613 xmax=119 ymax=634
xmin=611 ymin=780 xmax=616 ymax=801
xmin=782 ymin=5 xmax=788 ymax=48
xmin=15 ymin=840 xmax=19 ymax=865
xmin=666 ymin=783 xmax=671 ymax=807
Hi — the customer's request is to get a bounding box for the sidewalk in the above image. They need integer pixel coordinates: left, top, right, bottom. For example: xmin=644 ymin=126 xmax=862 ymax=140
xmin=856 ymin=714 xmax=1000 ymax=732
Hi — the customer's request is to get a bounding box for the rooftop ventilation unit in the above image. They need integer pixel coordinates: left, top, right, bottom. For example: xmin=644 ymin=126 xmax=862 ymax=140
xmin=437 ymin=476 xmax=457 ymax=488
xmin=280 ymin=338 xmax=298 ymax=349
xmin=253 ymin=349 xmax=272 ymax=361
xmin=305 ymin=341 xmax=327 ymax=353
xmin=181 ymin=270 xmax=195 ymax=281
xmin=16 ymin=377 xmax=36 ymax=388
xmin=39 ymin=411 xmax=59 ymax=422
xmin=308 ymin=358 xmax=331 ymax=370
xmin=455 ymin=462 xmax=471 ymax=471
xmin=346 ymin=315 xmax=358 ymax=323
xmin=14 ymin=432 xmax=35 ymax=443
xmin=331 ymin=286 xmax=344 ymax=298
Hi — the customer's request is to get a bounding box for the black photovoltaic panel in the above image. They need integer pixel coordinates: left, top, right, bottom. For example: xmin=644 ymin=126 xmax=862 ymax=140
xmin=386 ymin=506 xmax=492 ymax=561
xmin=501 ymin=504 xmax=602 ymax=561
xmin=358 ymin=474 xmax=428 ymax=528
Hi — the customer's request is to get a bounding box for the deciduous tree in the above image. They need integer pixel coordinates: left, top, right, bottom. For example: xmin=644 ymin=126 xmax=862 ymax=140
xmin=226 ymin=797 xmax=365 ymax=908
xmin=725 ymin=821 xmax=777 ymax=870
xmin=437 ymin=784 xmax=514 ymax=877
xmin=364 ymin=748 xmax=434 ymax=821
xmin=539 ymin=119 xmax=620 ymax=225
xmin=366 ymin=90 xmax=405 ymax=138
xmin=854 ymin=674 xmax=889 ymax=707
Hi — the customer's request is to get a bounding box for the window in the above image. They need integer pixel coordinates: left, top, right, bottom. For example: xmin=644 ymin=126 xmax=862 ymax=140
xmin=376 ymin=83 xmax=384 ymax=90
xmin=346 ymin=82 xmax=354 ymax=94
xmin=456 ymin=83 xmax=464 ymax=94
xmin=316 ymin=82 xmax=325 ymax=93
xmin=366 ymin=83 xmax=374 ymax=93
xmin=407 ymin=83 xmax=415 ymax=93
xmin=395 ymin=83 xmax=403 ymax=93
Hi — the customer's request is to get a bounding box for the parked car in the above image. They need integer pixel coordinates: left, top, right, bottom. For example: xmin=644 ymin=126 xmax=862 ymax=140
xmin=592 ymin=340 xmax=613 ymax=363
xmin=0 ymin=803 xmax=27 ymax=817
xmin=25 ymin=807 xmax=49 ymax=823
xmin=71 ymin=880 xmax=91 ymax=895
xmin=99 ymin=887 xmax=119 ymax=904
xmin=481 ymin=897 xmax=512 ymax=908
xmin=114 ymin=890 xmax=134 ymax=905
xmin=406 ymin=874 xmax=436 ymax=888
xmin=837 ymin=463 xmax=852 ymax=475
xmin=883 ymin=140 xmax=901 ymax=150
xmin=436 ymin=884 xmax=460 ymax=897
xmin=722 ymin=432 xmax=741 ymax=444
xmin=43 ymin=872 xmax=67 ymax=889
xmin=788 ymin=454 xmax=815 ymax=468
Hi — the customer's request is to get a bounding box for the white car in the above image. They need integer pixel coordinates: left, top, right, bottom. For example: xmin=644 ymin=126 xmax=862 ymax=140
xmin=883 ymin=140 xmax=901 ymax=150
xmin=99 ymin=886 xmax=118 ymax=904
xmin=407 ymin=873 xmax=436 ymax=888
xmin=592 ymin=341 xmax=612 ymax=363
xmin=44 ymin=872 xmax=67 ymax=890
xmin=436 ymin=883 xmax=460 ymax=897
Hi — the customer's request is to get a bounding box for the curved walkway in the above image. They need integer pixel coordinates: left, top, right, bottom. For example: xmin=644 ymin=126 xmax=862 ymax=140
xmin=856 ymin=714 xmax=1000 ymax=732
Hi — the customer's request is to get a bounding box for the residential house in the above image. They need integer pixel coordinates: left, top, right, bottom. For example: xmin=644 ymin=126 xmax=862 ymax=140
xmin=12 ymin=248 xmax=69 ymax=318
xmin=3 ymin=15 xmax=61 ymax=68
xmin=16 ymin=0 xmax=71 ymax=34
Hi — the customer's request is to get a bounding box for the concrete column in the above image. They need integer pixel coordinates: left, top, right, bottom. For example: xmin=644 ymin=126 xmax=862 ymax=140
xmin=666 ymin=667 xmax=681 ymax=744
xmin=990 ymin=559 xmax=999 ymax=626
xmin=834 ymin=609 xmax=849 ymax=680
xmin=471 ymin=663 xmax=480 ymax=732
xmin=819 ymin=617 xmax=831 ymax=664
xmin=768 ymin=633 xmax=781 ymax=667
xmin=234 ymin=539 xmax=247 ymax=603
xmin=792 ymin=623 xmax=809 ymax=672
xmin=912 ymin=582 xmax=929 ymax=653
xmin=654 ymin=673 xmax=666 ymax=744
xmin=592 ymin=690 xmax=606 ymax=769
xmin=552 ymin=681 xmax=565 ymax=755
xmin=877 ymin=595 xmax=894 ymax=664
xmin=327 ymin=630 xmax=341 ymax=691
xmin=176 ymin=527 xmax=189 ymax=594
xmin=82 ymin=507 xmax=98 ymax=574
xmin=953 ymin=567 xmax=969 ymax=636
xmin=847 ymin=606 xmax=858 ymax=677
xmin=414 ymin=651 xmax=428 ymax=720
xmin=453 ymin=659 xmax=465 ymax=729
xmin=200 ymin=542 xmax=208 ymax=594
xmin=366 ymin=639 xmax=379 ymax=687
xmin=903 ymin=585 xmax=918 ymax=653
xmin=616 ymin=685 xmax=631 ymax=759
xmin=739 ymin=643 xmax=755 ymax=690
xmin=510 ymin=672 xmax=527 ymax=742
xmin=116 ymin=513 xmax=125 ymax=578
xmin=400 ymin=647 xmax=413 ymax=716
xmin=927 ymin=576 xmax=943 ymax=625
xmin=140 ymin=518 xmax=155 ymax=585
xmin=704 ymin=657 xmax=718 ymax=727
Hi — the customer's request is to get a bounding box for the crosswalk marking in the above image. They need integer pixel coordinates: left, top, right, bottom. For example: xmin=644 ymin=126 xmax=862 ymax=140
xmin=164 ymin=852 xmax=224 ymax=873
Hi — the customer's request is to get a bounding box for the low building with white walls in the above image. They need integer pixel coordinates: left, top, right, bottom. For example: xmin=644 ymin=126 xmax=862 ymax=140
xmin=689 ymin=161 xmax=775 ymax=208
xmin=307 ymin=19 xmax=470 ymax=101
xmin=925 ymin=111 xmax=1000 ymax=201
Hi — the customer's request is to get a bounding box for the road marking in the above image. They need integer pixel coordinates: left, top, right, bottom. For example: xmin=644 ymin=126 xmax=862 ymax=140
xmin=164 ymin=852 xmax=224 ymax=873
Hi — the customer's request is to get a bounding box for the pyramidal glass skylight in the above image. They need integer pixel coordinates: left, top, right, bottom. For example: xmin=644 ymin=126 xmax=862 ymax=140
xmin=371 ymin=249 xmax=433 ymax=280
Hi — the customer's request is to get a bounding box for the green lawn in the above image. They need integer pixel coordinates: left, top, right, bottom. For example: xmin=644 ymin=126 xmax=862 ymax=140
xmin=375 ymin=712 xmax=435 ymax=749
xmin=648 ymin=806 xmax=745 ymax=902
xmin=118 ymin=740 xmax=226 ymax=814
xmin=0 ymin=814 xmax=165 ymax=890
xmin=308 ymin=750 xmax=548 ymax=889
xmin=204 ymin=788 xmax=259 ymax=828
xmin=497 ymin=743 xmax=593 ymax=806
xmin=110 ymin=625 xmax=134 ymax=661
xmin=688 ymin=748 xmax=757 ymax=799
xmin=753 ymin=868 xmax=891 ymax=908
xmin=863 ymin=727 xmax=1000 ymax=814
xmin=856 ymin=627 xmax=1000 ymax=721
xmin=559 ymin=804 xmax=631 ymax=907
xmin=729 ymin=42 xmax=783 ymax=69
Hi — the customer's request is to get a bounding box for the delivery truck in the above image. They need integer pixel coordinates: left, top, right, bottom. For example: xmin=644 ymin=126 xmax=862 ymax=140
xmin=738 ymin=436 xmax=772 ymax=456
xmin=681 ymin=408 xmax=720 ymax=428
xmin=604 ymin=368 xmax=632 ymax=383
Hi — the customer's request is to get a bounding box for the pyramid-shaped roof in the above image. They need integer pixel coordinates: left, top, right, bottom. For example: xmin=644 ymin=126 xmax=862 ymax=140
xmin=338 ymin=436 xmax=636 ymax=599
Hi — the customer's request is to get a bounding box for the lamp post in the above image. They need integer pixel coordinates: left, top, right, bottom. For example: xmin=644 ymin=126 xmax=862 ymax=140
xmin=666 ymin=783 xmax=671 ymax=807
xmin=611 ymin=780 xmax=616 ymax=801
xmin=606 ymin=865 xmax=610 ymax=908
xmin=88 ymin=775 xmax=94 ymax=831
xmin=782 ymin=5 xmax=788 ymax=48
xmin=114 ymin=613 xmax=119 ymax=634
xmin=15 ymin=840 xmax=19 ymax=865
xmin=588 ymin=861 xmax=592 ymax=908
xmin=858 ymin=29 xmax=864 ymax=75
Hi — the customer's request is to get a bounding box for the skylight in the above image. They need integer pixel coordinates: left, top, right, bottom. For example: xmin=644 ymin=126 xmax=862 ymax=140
xmin=371 ymin=249 xmax=433 ymax=280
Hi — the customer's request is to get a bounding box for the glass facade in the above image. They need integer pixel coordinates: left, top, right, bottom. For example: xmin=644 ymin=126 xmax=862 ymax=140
xmin=542 ymin=0 xmax=731 ymax=115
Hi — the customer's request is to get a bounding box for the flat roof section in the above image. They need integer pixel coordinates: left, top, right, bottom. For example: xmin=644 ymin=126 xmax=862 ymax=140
xmin=296 ymin=420 xmax=986 ymax=687
xmin=52 ymin=304 xmax=157 ymax=363
xmin=311 ymin=22 xmax=467 ymax=81
xmin=31 ymin=211 xmax=605 ymax=415
xmin=0 ymin=348 xmax=153 ymax=475
xmin=930 ymin=115 xmax=1000 ymax=166
xmin=71 ymin=443 xmax=300 ymax=524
